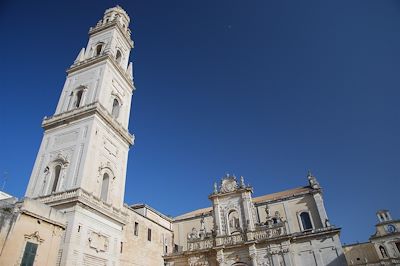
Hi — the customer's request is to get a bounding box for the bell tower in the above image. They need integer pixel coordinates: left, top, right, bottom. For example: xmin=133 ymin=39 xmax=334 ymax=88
xmin=24 ymin=6 xmax=135 ymax=265
xmin=26 ymin=6 xmax=134 ymax=208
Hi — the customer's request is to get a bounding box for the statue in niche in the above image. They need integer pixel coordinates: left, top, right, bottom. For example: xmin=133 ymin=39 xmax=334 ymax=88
xmin=228 ymin=210 xmax=240 ymax=233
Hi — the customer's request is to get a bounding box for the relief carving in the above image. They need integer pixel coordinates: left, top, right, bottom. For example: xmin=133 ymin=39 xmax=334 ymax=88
xmin=188 ymin=254 xmax=209 ymax=266
xmin=88 ymin=231 xmax=109 ymax=253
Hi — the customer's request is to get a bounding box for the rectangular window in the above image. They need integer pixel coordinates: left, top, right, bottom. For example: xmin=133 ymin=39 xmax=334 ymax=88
xmin=134 ymin=222 xmax=139 ymax=236
xmin=120 ymin=242 xmax=123 ymax=253
xmin=21 ymin=241 xmax=38 ymax=266
xmin=147 ymin=228 xmax=152 ymax=241
xmin=164 ymin=245 xmax=168 ymax=254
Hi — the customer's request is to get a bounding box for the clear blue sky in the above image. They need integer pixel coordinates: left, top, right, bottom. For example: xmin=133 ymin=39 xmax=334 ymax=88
xmin=0 ymin=1 xmax=399 ymax=244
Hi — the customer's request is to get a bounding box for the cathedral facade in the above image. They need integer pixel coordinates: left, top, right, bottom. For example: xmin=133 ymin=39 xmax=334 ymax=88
xmin=0 ymin=6 xmax=346 ymax=266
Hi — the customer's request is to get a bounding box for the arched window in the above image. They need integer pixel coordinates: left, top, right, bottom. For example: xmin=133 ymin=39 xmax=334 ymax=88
xmin=100 ymin=173 xmax=110 ymax=202
xmin=111 ymin=98 xmax=120 ymax=118
xmin=51 ymin=165 xmax=62 ymax=193
xmin=300 ymin=212 xmax=313 ymax=231
xmin=116 ymin=50 xmax=122 ymax=64
xmin=96 ymin=44 xmax=103 ymax=56
xmin=74 ymin=89 xmax=83 ymax=108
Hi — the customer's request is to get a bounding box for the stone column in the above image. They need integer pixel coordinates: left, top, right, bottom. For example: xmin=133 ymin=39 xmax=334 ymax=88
xmin=272 ymin=254 xmax=280 ymax=266
xmin=249 ymin=244 xmax=257 ymax=266
xmin=213 ymin=199 xmax=222 ymax=236
xmin=282 ymin=201 xmax=293 ymax=234
xmin=314 ymin=249 xmax=324 ymax=266
xmin=242 ymin=191 xmax=255 ymax=231
xmin=216 ymin=249 xmax=225 ymax=266
xmin=283 ymin=251 xmax=293 ymax=266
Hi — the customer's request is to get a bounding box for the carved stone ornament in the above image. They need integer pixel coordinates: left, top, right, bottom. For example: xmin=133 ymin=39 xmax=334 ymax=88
xmin=188 ymin=254 xmax=209 ymax=266
xmin=55 ymin=153 xmax=70 ymax=167
xmin=24 ymin=231 xmax=44 ymax=243
xmin=88 ymin=231 xmax=109 ymax=253
xmin=220 ymin=177 xmax=238 ymax=193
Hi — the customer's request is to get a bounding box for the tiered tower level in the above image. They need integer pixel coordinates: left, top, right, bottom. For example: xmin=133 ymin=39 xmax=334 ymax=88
xmin=25 ymin=6 xmax=135 ymax=265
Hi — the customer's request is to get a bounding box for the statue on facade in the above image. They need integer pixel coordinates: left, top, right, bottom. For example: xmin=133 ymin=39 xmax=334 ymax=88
xmin=188 ymin=227 xmax=198 ymax=239
xmin=199 ymin=216 xmax=207 ymax=239
xmin=307 ymin=171 xmax=321 ymax=189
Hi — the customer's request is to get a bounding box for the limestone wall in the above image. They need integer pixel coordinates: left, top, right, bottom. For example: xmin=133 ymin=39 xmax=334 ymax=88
xmin=0 ymin=198 xmax=66 ymax=266
xmin=343 ymin=242 xmax=380 ymax=265
xmin=120 ymin=206 xmax=173 ymax=266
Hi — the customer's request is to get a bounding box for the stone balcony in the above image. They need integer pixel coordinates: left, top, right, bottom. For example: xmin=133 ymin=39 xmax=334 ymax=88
xmin=35 ymin=188 xmax=128 ymax=224
xmin=186 ymin=222 xmax=287 ymax=252
xmin=42 ymin=101 xmax=134 ymax=145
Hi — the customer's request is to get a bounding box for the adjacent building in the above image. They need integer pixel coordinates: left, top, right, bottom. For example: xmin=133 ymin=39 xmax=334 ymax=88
xmin=343 ymin=210 xmax=400 ymax=265
xmin=0 ymin=6 xmax=347 ymax=266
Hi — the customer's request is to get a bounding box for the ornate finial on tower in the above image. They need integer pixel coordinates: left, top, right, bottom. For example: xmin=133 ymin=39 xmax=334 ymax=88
xmin=307 ymin=171 xmax=320 ymax=189
xmin=104 ymin=5 xmax=131 ymax=24
xmin=126 ymin=62 xmax=133 ymax=80
xmin=74 ymin=48 xmax=86 ymax=64
xmin=240 ymin=176 xmax=245 ymax=188
xmin=213 ymin=182 xmax=218 ymax=194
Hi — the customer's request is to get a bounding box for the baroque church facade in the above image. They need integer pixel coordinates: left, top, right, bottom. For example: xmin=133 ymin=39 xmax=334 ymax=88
xmin=0 ymin=6 xmax=347 ymax=266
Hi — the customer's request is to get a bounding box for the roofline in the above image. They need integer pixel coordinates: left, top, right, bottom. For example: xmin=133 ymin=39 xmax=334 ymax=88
xmin=172 ymin=185 xmax=317 ymax=221
xmin=129 ymin=203 xmax=173 ymax=222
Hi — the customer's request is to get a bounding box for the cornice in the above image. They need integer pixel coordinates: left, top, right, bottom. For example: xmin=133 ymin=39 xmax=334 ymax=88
xmin=124 ymin=205 xmax=173 ymax=232
xmin=89 ymin=21 xmax=133 ymax=48
xmin=35 ymin=188 xmax=128 ymax=225
xmin=67 ymin=54 xmax=135 ymax=92
xmin=290 ymin=226 xmax=341 ymax=241
xmin=208 ymin=187 xmax=253 ymax=200
xmin=42 ymin=102 xmax=134 ymax=146
xmin=19 ymin=208 xmax=66 ymax=229
xmin=173 ymin=210 xmax=213 ymax=223
xmin=254 ymin=189 xmax=315 ymax=206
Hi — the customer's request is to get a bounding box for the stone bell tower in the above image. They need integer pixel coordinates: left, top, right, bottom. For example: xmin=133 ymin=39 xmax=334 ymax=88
xmin=25 ymin=6 xmax=134 ymax=265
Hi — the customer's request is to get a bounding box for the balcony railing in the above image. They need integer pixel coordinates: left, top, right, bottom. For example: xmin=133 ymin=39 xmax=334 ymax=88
xmin=216 ymin=233 xmax=245 ymax=246
xmin=185 ymin=222 xmax=287 ymax=252
xmin=248 ymin=222 xmax=287 ymax=241
xmin=35 ymin=188 xmax=128 ymax=223
xmin=187 ymin=238 xmax=214 ymax=251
